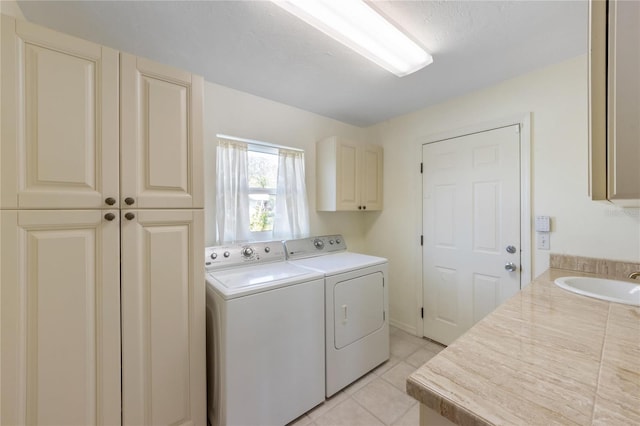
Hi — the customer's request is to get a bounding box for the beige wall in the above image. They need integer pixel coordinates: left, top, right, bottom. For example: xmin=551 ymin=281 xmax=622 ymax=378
xmin=365 ymin=55 xmax=640 ymax=333
xmin=203 ymin=81 xmax=369 ymax=250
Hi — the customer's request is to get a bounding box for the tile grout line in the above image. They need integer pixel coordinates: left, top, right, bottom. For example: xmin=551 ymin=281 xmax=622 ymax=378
xmin=590 ymin=303 xmax=612 ymax=424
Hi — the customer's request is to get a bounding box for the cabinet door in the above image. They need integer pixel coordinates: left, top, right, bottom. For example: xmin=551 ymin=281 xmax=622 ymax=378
xmin=0 ymin=210 xmax=121 ymax=425
xmin=336 ymin=138 xmax=361 ymax=211
xmin=120 ymin=54 xmax=204 ymax=209
xmin=607 ymin=0 xmax=640 ymax=204
xmin=0 ymin=16 xmax=119 ymax=209
xmin=361 ymin=144 xmax=383 ymax=211
xmin=121 ymin=209 xmax=205 ymax=426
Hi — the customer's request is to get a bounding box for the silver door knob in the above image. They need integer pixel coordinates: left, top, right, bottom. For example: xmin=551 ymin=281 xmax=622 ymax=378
xmin=505 ymin=262 xmax=517 ymax=272
xmin=506 ymin=245 xmax=517 ymax=254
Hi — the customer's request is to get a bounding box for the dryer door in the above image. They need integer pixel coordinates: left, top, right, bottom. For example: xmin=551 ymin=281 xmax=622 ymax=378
xmin=333 ymin=271 xmax=385 ymax=349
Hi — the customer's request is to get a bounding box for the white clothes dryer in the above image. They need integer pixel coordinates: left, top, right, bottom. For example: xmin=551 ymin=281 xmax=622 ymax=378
xmin=205 ymin=241 xmax=325 ymax=426
xmin=285 ymin=235 xmax=389 ymax=397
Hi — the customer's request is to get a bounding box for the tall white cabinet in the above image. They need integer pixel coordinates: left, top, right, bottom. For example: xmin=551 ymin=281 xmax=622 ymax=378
xmin=1 ymin=15 xmax=206 ymax=426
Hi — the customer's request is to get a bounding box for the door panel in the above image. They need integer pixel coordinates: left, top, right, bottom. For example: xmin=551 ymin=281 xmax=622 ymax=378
xmin=0 ymin=16 xmax=119 ymax=209
xmin=472 ymin=273 xmax=501 ymax=323
xmin=0 ymin=210 xmax=121 ymax=425
xmin=120 ymin=54 xmax=203 ymax=209
xmin=473 ymin=181 xmax=500 ymax=253
xmin=121 ymin=209 xmax=205 ymax=426
xmin=433 ymin=267 xmax=459 ymax=326
xmin=423 ymin=125 xmax=521 ymax=345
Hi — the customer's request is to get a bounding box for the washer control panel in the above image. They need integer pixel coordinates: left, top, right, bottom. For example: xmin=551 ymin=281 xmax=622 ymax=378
xmin=285 ymin=235 xmax=346 ymax=259
xmin=205 ymin=241 xmax=286 ymax=269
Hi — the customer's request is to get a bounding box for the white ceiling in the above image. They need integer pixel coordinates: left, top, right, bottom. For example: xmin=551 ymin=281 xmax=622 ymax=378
xmin=16 ymin=0 xmax=588 ymax=127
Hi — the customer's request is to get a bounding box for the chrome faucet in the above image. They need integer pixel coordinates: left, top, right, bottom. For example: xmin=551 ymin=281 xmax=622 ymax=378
xmin=629 ymin=272 xmax=640 ymax=280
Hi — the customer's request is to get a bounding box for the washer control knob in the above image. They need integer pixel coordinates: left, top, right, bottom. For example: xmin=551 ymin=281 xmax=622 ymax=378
xmin=241 ymin=247 xmax=254 ymax=257
xmin=264 ymin=246 xmax=271 ymax=253
xmin=313 ymin=239 xmax=324 ymax=249
xmin=210 ymin=252 xmax=218 ymax=260
xmin=336 ymin=238 xmax=341 ymax=244
xmin=223 ymin=251 xmax=230 ymax=258
xmin=329 ymin=239 xmax=335 ymax=245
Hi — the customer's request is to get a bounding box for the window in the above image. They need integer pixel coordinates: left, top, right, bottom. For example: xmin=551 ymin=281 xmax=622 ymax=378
xmin=216 ymin=136 xmax=309 ymax=243
xmin=247 ymin=146 xmax=278 ymax=238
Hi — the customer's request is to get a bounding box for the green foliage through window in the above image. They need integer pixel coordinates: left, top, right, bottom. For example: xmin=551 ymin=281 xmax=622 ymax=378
xmin=248 ymin=150 xmax=278 ymax=232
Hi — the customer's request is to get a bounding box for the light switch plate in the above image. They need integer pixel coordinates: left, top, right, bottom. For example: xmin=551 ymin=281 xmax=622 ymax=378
xmin=537 ymin=232 xmax=550 ymax=250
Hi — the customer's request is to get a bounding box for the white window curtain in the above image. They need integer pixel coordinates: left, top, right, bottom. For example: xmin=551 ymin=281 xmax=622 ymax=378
xmin=273 ymin=149 xmax=310 ymax=240
xmin=216 ymin=138 xmax=250 ymax=243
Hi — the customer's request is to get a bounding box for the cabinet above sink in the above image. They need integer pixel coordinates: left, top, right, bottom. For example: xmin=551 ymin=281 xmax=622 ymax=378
xmin=589 ymin=0 xmax=640 ymax=207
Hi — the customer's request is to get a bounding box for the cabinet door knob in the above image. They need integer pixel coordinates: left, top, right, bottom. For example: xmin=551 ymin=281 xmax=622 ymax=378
xmin=363 ymin=205 xmax=367 ymax=210
xmin=105 ymin=197 xmax=116 ymax=206
xmin=124 ymin=212 xmax=135 ymax=221
xmin=124 ymin=197 xmax=135 ymax=205
xmin=104 ymin=212 xmax=116 ymax=221
xmin=358 ymin=206 xmax=362 ymax=210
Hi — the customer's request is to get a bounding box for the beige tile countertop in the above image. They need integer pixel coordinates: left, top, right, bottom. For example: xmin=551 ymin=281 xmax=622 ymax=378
xmin=407 ymin=268 xmax=640 ymax=425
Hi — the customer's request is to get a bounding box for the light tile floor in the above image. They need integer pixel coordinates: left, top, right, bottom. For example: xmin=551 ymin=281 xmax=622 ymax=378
xmin=288 ymin=326 xmax=446 ymax=426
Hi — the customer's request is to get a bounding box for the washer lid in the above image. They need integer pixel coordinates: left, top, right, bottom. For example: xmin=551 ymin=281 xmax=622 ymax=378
xmin=290 ymin=252 xmax=387 ymax=275
xmin=207 ymin=261 xmax=323 ymax=298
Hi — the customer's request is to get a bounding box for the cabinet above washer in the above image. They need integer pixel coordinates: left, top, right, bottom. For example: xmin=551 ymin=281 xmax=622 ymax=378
xmin=316 ymin=136 xmax=383 ymax=212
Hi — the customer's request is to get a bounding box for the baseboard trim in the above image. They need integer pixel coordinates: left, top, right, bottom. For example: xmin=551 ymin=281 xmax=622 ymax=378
xmin=389 ymin=318 xmax=418 ymax=336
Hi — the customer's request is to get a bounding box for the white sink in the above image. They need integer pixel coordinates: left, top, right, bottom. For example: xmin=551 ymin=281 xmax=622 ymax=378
xmin=554 ymin=276 xmax=640 ymax=306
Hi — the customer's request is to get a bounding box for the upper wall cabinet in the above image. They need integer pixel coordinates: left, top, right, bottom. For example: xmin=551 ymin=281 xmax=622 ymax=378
xmin=316 ymin=136 xmax=383 ymax=211
xmin=120 ymin=54 xmax=203 ymax=209
xmin=1 ymin=16 xmax=204 ymax=210
xmin=589 ymin=0 xmax=640 ymax=207
xmin=0 ymin=16 xmax=119 ymax=209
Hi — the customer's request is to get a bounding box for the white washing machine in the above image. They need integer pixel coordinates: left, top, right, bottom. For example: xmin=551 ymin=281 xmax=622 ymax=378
xmin=284 ymin=235 xmax=389 ymax=397
xmin=205 ymin=241 xmax=325 ymax=426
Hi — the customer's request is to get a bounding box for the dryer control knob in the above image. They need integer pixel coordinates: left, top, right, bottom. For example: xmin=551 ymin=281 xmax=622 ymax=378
xmin=329 ymin=239 xmax=335 ymax=245
xmin=223 ymin=251 xmax=230 ymax=258
xmin=313 ymin=239 xmax=324 ymax=249
xmin=241 ymin=247 xmax=254 ymax=257
xmin=264 ymin=246 xmax=271 ymax=253
xmin=210 ymin=252 xmax=218 ymax=260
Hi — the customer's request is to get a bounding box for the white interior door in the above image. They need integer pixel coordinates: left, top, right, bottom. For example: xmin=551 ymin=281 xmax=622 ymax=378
xmin=422 ymin=125 xmax=521 ymax=345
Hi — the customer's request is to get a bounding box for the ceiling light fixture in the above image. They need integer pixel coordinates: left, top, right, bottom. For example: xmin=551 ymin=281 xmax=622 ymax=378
xmin=272 ymin=0 xmax=433 ymax=77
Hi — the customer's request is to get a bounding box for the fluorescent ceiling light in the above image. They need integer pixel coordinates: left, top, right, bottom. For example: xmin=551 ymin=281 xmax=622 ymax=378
xmin=273 ymin=0 xmax=433 ymax=77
